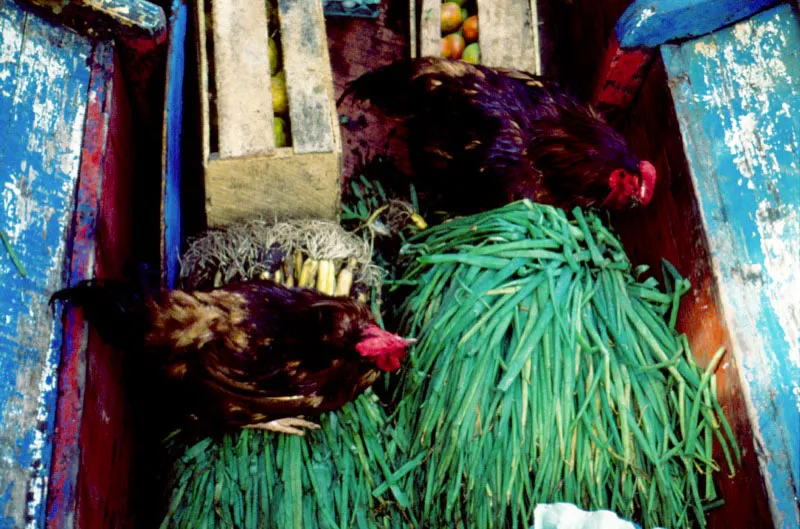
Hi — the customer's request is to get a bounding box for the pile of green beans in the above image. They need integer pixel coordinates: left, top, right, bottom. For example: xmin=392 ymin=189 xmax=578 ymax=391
xmin=160 ymin=390 xmax=414 ymax=529
xmin=389 ymin=200 xmax=739 ymax=528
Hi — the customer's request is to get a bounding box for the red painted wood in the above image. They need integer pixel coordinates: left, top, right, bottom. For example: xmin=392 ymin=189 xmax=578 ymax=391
xmin=611 ymin=58 xmax=773 ymax=529
xmin=591 ymin=34 xmax=656 ymax=116
xmin=75 ymin=52 xmax=137 ymax=529
xmin=46 ymin=42 xmax=139 ymax=529
xmin=46 ymin=42 xmax=114 ymax=529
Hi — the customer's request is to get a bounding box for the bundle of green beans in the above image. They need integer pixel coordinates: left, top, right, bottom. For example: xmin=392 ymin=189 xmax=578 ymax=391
xmin=159 ymin=390 xmax=413 ymax=529
xmin=388 ymin=200 xmax=739 ymax=528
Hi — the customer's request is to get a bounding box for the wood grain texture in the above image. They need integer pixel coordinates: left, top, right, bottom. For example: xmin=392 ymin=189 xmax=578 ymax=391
xmin=661 ymin=4 xmax=799 ymax=526
xmin=210 ymin=0 xmax=275 ymax=157
xmin=476 ymin=0 xmax=540 ymax=74
xmin=198 ymin=0 xmax=341 ymax=224
xmin=75 ymin=53 xmax=137 ymax=529
xmin=418 ymin=0 xmax=440 ymax=59
xmin=279 ymin=0 xmax=338 ymax=154
xmin=44 ymin=41 xmax=114 ymax=529
xmin=0 ymin=2 xmax=92 ymax=527
xmin=17 ymin=0 xmax=166 ymax=41
xmin=205 ymin=152 xmax=340 ymax=226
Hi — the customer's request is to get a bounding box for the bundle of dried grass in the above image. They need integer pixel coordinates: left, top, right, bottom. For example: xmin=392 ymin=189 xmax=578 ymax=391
xmin=179 ymin=219 xmax=383 ymax=299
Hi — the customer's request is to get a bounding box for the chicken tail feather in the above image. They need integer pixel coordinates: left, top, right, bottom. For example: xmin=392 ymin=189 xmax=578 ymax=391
xmin=50 ymin=279 xmax=149 ymax=349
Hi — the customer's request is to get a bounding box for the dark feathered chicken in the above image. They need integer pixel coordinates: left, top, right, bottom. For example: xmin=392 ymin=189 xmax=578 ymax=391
xmin=51 ymin=280 xmax=410 ymax=435
xmin=341 ymin=57 xmax=656 ymax=213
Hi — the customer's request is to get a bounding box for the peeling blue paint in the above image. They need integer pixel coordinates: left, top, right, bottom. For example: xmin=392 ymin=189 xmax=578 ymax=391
xmin=662 ymin=3 xmax=800 ymax=527
xmin=616 ymin=0 xmax=780 ymax=48
xmin=0 ymin=1 xmax=92 ymax=527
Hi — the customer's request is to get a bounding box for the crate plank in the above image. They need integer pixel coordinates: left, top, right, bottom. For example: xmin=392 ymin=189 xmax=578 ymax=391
xmin=198 ymin=0 xmax=341 ymax=224
xmin=417 ymin=0 xmax=540 ymax=74
xmin=476 ymin=0 xmax=539 ymax=74
xmin=418 ymin=0 xmax=440 ymax=59
xmin=278 ymin=0 xmax=337 ymax=154
xmin=205 ymin=152 xmax=340 ymax=225
xmin=210 ymin=0 xmax=275 ymax=157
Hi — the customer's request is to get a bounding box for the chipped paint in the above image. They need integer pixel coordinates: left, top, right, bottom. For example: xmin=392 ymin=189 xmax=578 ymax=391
xmin=632 ymin=7 xmax=655 ymax=29
xmin=0 ymin=1 xmax=93 ymax=528
xmin=662 ymin=3 xmax=800 ymax=526
xmin=755 ymin=201 xmax=800 ymax=368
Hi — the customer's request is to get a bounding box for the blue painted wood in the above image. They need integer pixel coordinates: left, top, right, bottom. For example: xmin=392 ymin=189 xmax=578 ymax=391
xmin=162 ymin=0 xmax=187 ymax=289
xmin=0 ymin=1 xmax=92 ymax=527
xmin=662 ymin=4 xmax=800 ymax=527
xmin=616 ymin=0 xmax=781 ymax=48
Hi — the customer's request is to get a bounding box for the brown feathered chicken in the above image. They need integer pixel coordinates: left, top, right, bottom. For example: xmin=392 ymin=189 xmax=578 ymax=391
xmin=51 ymin=279 xmax=410 ymax=435
xmin=341 ymin=57 xmax=656 ymax=213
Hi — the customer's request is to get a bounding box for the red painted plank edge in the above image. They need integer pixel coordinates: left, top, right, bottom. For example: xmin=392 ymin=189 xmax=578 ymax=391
xmin=45 ymin=41 xmax=114 ymax=529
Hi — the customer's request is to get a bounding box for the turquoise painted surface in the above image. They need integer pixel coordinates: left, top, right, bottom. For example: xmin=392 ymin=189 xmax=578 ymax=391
xmin=0 ymin=1 xmax=91 ymax=527
xmin=616 ymin=0 xmax=780 ymax=48
xmin=662 ymin=3 xmax=799 ymax=527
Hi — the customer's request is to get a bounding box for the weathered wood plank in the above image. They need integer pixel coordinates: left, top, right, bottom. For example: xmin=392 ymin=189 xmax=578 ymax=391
xmin=418 ymin=0 xmax=440 ymax=59
xmin=211 ymin=0 xmax=274 ymax=157
xmin=45 ymin=41 xmax=115 ymax=529
xmin=279 ymin=0 xmax=337 ymax=154
xmin=594 ymin=0 xmax=781 ymax=115
xmin=475 ymin=0 xmax=539 ymax=74
xmin=616 ymin=0 xmax=780 ymax=48
xmin=198 ymin=0 xmax=341 ymax=224
xmin=662 ymin=4 xmax=800 ymax=526
xmin=0 ymin=2 xmax=93 ymax=527
xmin=18 ymin=0 xmax=165 ymax=41
xmin=205 ymin=152 xmax=340 ymax=226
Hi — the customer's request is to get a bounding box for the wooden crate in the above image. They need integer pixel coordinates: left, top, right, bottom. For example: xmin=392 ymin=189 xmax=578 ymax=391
xmin=196 ymin=0 xmax=342 ymax=227
xmin=411 ymin=0 xmax=541 ymax=74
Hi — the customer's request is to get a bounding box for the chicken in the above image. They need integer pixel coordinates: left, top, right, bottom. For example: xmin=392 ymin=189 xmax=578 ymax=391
xmin=50 ymin=279 xmax=410 ymax=435
xmin=341 ymin=57 xmax=657 ymax=214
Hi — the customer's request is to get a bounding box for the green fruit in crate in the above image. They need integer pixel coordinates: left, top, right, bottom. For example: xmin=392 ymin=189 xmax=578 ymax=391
xmin=273 ymin=117 xmax=287 ymax=147
xmin=445 ymin=0 xmax=467 ymax=6
xmin=271 ymin=73 xmax=288 ymax=115
xmin=462 ymin=42 xmax=480 ymax=64
xmin=268 ymin=37 xmax=280 ymax=74
xmin=461 ymin=7 xmax=468 ymax=22
xmin=440 ymin=2 xmax=462 ymax=33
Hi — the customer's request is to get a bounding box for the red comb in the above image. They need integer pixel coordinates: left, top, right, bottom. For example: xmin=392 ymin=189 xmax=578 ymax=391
xmin=355 ymin=324 xmax=410 ymax=372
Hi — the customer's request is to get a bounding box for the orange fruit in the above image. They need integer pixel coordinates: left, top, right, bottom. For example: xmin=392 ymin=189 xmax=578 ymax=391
xmin=441 ymin=32 xmax=466 ymax=60
xmin=462 ymin=42 xmax=480 ymax=64
xmin=462 ymin=15 xmax=478 ymax=42
xmin=440 ymin=2 xmax=463 ymax=34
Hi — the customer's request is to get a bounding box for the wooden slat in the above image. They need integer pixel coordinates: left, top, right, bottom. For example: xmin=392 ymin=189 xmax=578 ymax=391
xmin=195 ymin=0 xmax=211 ymax=166
xmin=418 ymin=0 xmax=440 ymax=59
xmin=476 ymin=0 xmax=539 ymax=74
xmin=210 ymin=0 xmax=274 ymax=158
xmin=205 ymin=153 xmax=340 ymax=226
xmin=278 ymin=0 xmax=337 ymax=154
